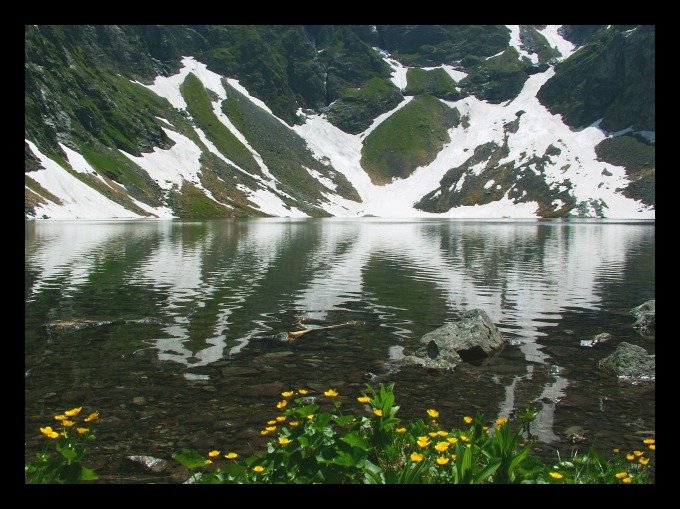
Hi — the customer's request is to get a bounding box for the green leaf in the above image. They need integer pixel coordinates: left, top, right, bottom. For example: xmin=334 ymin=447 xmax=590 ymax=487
xmin=341 ymin=431 xmax=369 ymax=449
xmin=79 ymin=467 xmax=99 ymax=481
xmin=172 ymin=449 xmax=210 ymax=469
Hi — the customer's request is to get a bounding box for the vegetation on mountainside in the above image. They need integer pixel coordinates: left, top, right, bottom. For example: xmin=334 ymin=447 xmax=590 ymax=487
xmin=537 ymin=25 xmax=655 ymax=132
xmin=415 ymin=134 xmax=577 ymax=218
xmin=325 ymin=77 xmax=404 ymax=134
xmin=459 ymin=47 xmax=530 ymax=103
xmin=25 ymin=25 xmax=655 ymax=220
xmin=360 ymin=95 xmax=460 ymax=185
xmin=377 ymin=25 xmax=511 ymax=67
xmin=222 ymin=82 xmax=361 ymax=215
xmin=595 ymin=135 xmax=655 ymax=207
xmin=180 ymin=72 xmax=261 ymax=175
xmin=404 ymin=68 xmax=461 ymax=101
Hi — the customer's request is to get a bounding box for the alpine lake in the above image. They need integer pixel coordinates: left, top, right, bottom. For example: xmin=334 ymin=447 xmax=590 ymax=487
xmin=25 ymin=217 xmax=655 ymax=483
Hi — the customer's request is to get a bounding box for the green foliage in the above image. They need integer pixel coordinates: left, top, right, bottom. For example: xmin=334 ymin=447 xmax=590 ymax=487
xmin=360 ymin=95 xmax=458 ymax=184
xmin=460 ymin=46 xmax=529 ymax=103
xmin=171 ymin=384 xmax=655 ymax=485
xmin=595 ymin=134 xmax=655 ymax=207
xmin=325 ymin=77 xmax=404 ymax=134
xmin=25 ymin=407 xmax=100 ymax=484
xmin=169 ymin=182 xmax=233 ymax=218
xmin=181 ymin=72 xmax=260 ymax=175
xmin=404 ymin=68 xmax=461 ymax=101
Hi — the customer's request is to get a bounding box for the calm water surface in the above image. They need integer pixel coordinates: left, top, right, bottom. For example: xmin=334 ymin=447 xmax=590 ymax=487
xmin=25 ymin=218 xmax=655 ymax=483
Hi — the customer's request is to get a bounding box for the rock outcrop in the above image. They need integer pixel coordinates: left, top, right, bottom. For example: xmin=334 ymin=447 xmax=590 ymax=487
xmin=401 ymin=309 xmax=506 ymax=370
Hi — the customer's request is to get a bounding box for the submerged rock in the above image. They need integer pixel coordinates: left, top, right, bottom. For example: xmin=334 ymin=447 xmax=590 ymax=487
xmin=631 ymin=300 xmax=655 ymax=336
xmin=598 ymin=341 xmax=655 ymax=381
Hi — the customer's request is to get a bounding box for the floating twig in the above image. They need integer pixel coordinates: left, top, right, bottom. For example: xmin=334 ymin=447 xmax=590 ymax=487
xmin=288 ymin=320 xmax=364 ymax=344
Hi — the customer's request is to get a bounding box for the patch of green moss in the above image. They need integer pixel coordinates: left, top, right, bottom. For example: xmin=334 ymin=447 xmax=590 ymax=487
xmin=325 ymin=77 xmax=404 ymax=134
xmin=595 ymin=134 xmax=655 ymax=206
xmin=360 ymin=95 xmax=458 ymax=185
xmin=169 ymin=182 xmax=235 ymax=219
xmin=222 ymin=81 xmax=359 ymax=210
xmin=404 ymin=68 xmax=461 ymax=101
xmin=180 ymin=73 xmax=261 ymax=175
xmin=460 ymin=47 xmax=529 ymax=103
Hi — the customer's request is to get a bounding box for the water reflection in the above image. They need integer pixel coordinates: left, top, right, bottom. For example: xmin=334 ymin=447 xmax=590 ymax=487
xmin=25 ymin=218 xmax=654 ymax=458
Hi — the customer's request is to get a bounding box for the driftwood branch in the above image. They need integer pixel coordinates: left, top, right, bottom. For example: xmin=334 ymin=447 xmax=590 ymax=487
xmin=288 ymin=320 xmax=364 ymax=344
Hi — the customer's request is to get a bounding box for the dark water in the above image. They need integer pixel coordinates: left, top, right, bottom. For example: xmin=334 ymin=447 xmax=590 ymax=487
xmin=25 ymin=218 xmax=655 ymax=483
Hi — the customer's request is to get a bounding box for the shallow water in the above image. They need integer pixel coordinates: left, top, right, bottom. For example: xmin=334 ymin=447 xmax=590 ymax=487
xmin=25 ymin=218 xmax=655 ymax=482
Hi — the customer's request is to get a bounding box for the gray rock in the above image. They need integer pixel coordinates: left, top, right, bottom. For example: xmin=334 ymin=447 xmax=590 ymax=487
xmin=631 ymin=300 xmax=655 ymax=335
xmin=598 ymin=341 xmax=655 ymax=381
xmin=401 ymin=309 xmax=506 ymax=370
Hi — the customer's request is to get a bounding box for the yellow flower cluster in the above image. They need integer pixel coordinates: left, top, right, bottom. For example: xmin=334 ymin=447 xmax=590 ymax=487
xmin=39 ymin=407 xmax=99 ymax=440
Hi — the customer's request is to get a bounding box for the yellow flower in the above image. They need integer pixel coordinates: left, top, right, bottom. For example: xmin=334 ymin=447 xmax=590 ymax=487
xmin=307 ymin=414 xmax=314 ymax=420
xmin=267 ymin=420 xmax=277 ymax=426
xmin=626 ymin=454 xmax=635 ymax=461
xmin=260 ymin=430 xmax=269 ymax=436
xmin=427 ymin=409 xmax=439 ymax=418
xmin=208 ymin=450 xmax=220 ymax=457
xmin=277 ymin=400 xmax=287 ymax=409
xmin=549 ymin=472 xmax=563 ymax=479
xmin=206 ymin=459 xmax=213 ymax=465
xmin=633 ymin=450 xmax=644 ymax=457
xmin=417 ymin=439 xmax=430 ymax=448
xmin=253 ymin=466 xmax=264 ymax=473
xmin=437 ymin=430 xmax=448 ymax=436
xmin=483 ymin=426 xmax=490 ymax=431
xmin=649 ymin=444 xmax=655 ymax=451
xmin=266 ymin=426 xmax=276 ymax=432
xmin=290 ymin=421 xmax=299 ymax=427
xmin=447 ymin=437 xmax=458 ymax=444
xmin=418 ymin=436 xmax=428 ymax=441
xmin=463 ymin=416 xmax=473 ymax=424
xmin=460 ymin=435 xmax=469 ymax=442
xmin=357 ymin=396 xmax=370 ymax=404
xmin=76 ymin=427 xmax=89 ymax=434
xmin=395 ymin=427 xmax=407 ymax=433
xmin=450 ymin=454 xmax=457 ymax=460
xmin=496 ymin=417 xmax=508 ymax=426
xmin=643 ymin=438 xmax=655 ymax=445
xmin=276 ymin=416 xmax=286 ymax=422
xmin=639 ymin=457 xmax=649 ymax=465
xmin=410 ymin=453 xmax=424 ymax=462
xmin=64 ymin=407 xmax=82 ymax=417
xmin=613 ymin=448 xmax=620 ymax=453
xmin=40 ymin=426 xmax=59 ymax=439
xmin=623 ymin=477 xmax=633 ymax=483
xmin=225 ymin=452 xmax=238 ymax=459
xmin=279 ymin=437 xmax=291 ymax=445
xmin=281 ymin=391 xmax=294 ymax=398
xmin=324 ymin=389 xmax=339 ymax=397
xmin=615 ymin=472 xmax=628 ymax=479
xmin=428 ymin=432 xmax=438 ymax=438
xmin=373 ymin=408 xmax=383 ymax=417
xmin=435 ymin=441 xmax=450 ymax=452
xmin=84 ymin=411 xmax=99 ymax=422
xmin=63 ymin=420 xmax=75 ymax=427
xmin=436 ymin=457 xmax=450 ymax=465
xmin=466 ymin=444 xmax=471 ymax=448
xmin=54 ymin=415 xmax=66 ymax=421
xmin=298 ymin=389 xmax=308 ymax=395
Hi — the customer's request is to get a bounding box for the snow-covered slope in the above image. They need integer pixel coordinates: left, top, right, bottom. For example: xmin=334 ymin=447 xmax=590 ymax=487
xmin=24 ymin=25 xmax=655 ymax=220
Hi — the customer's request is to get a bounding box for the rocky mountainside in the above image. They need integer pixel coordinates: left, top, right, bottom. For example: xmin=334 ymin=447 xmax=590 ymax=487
xmin=24 ymin=25 xmax=655 ymax=219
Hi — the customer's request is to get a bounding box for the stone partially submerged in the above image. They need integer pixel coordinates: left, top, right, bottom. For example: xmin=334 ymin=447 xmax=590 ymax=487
xmin=401 ymin=309 xmax=506 ymax=370
xmin=631 ymin=300 xmax=655 ymax=336
xmin=598 ymin=341 xmax=655 ymax=381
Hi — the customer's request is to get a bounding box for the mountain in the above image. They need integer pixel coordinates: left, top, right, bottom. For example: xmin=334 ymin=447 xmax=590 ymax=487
xmin=24 ymin=25 xmax=655 ymax=219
